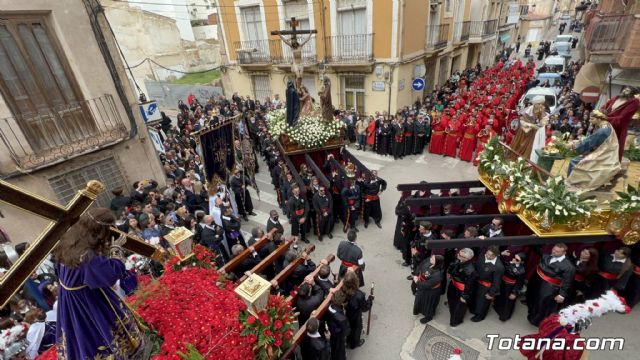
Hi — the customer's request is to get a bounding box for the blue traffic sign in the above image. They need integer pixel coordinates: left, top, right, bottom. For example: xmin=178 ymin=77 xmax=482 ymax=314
xmin=412 ymin=78 xmax=425 ymax=91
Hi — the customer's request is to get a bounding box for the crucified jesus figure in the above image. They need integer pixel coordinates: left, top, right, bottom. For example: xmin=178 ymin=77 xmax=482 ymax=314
xmin=272 ymin=17 xmax=317 ymax=90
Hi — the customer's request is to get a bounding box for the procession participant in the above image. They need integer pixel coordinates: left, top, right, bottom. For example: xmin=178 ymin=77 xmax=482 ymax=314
xmin=458 ymin=114 xmax=478 ymax=162
xmin=362 ymin=170 xmax=386 ymax=229
xmin=327 ymin=166 xmax=344 ymax=225
xmin=526 ymin=243 xmax=575 ymax=326
xmin=447 ymin=248 xmax=477 ymax=327
xmin=570 ymin=247 xmax=599 ymax=303
xmin=403 ymin=116 xmax=416 ymax=156
xmin=337 ymin=230 xmax=365 ymax=287
xmin=413 ymin=255 xmax=444 ymax=324
xmin=289 ymin=184 xmax=310 ymax=244
xmin=443 ymin=110 xmax=461 ymax=158
xmin=296 ymin=277 xmax=324 ymax=327
xmin=341 ymin=177 xmax=362 ymax=233
xmin=300 ymin=317 xmax=331 ymax=360
xmin=408 ymin=222 xmax=435 ymax=280
xmin=473 ymin=121 xmax=496 ymax=166
xmin=222 ymin=205 xmax=247 ymax=249
xmin=52 ymin=208 xmax=146 ymax=360
xmin=470 ymin=246 xmax=504 ymax=322
xmin=591 ymin=247 xmax=632 ymax=297
xmin=428 ymin=111 xmax=447 ymax=155
xmin=392 ymin=118 xmax=405 ymax=159
xmin=365 ymin=116 xmax=376 ymax=152
xmin=414 ymin=115 xmax=428 ymax=154
xmin=377 ymin=120 xmax=393 ymax=155
xmin=343 ymin=269 xmax=374 ymax=349
xmin=266 ymin=209 xmax=285 ymax=235
xmin=312 ymin=185 xmax=334 ymax=241
xmin=281 ymin=172 xmax=296 ymax=217
xmin=399 ymin=210 xmax=418 ymax=268
xmin=316 ymin=265 xmax=335 ymax=297
xmin=326 ymin=290 xmax=350 ymax=360
xmin=229 ymin=167 xmax=256 ymax=221
xmin=623 ymin=244 xmax=640 ymax=307
xmin=493 ymin=252 xmax=526 ymax=321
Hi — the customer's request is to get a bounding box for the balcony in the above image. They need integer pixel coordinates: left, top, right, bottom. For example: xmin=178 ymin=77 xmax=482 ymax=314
xmin=427 ymin=24 xmax=450 ymax=51
xmin=468 ymin=19 xmax=497 ymax=43
xmin=483 ymin=19 xmax=498 ymax=36
xmin=520 ymin=5 xmax=529 ymax=16
xmin=0 ymin=94 xmax=128 ymax=171
xmin=460 ymin=21 xmax=471 ymax=42
xmin=327 ymin=34 xmax=374 ymax=64
xmin=585 ymin=14 xmax=637 ymax=66
xmin=234 ymin=38 xmax=317 ymax=66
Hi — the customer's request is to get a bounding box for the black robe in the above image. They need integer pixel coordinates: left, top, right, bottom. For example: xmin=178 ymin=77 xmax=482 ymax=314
xmin=447 ymin=260 xmax=477 ymax=326
xmin=301 ymin=333 xmax=331 ymax=360
xmin=362 ymin=178 xmax=386 ymax=226
xmin=326 ymin=305 xmax=350 ymax=360
xmin=493 ymin=260 xmax=525 ymax=321
xmin=296 ymin=284 xmax=324 ymax=326
xmin=288 ymin=195 xmax=309 ymax=239
xmin=413 ymin=261 xmax=443 ymax=320
xmin=377 ymin=124 xmax=392 ymax=155
xmin=337 ymin=241 xmax=364 ymax=287
xmin=345 ymin=290 xmax=372 ymax=349
xmin=591 ymin=254 xmax=632 ymax=298
xmin=526 ymin=255 xmax=575 ymax=326
xmin=403 ymin=122 xmax=415 ymax=156
xmin=313 ymin=192 xmax=334 ymax=236
xmin=471 ymin=255 xmax=504 ymax=320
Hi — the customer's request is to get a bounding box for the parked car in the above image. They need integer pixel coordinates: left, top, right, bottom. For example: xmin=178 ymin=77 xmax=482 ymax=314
xmin=519 ymin=87 xmax=558 ymax=114
xmin=543 ymin=56 xmax=567 ymax=74
xmin=555 ymin=35 xmax=574 ymax=43
xmin=551 ymin=42 xmax=572 ymax=57
xmin=536 ymin=73 xmax=563 ymax=88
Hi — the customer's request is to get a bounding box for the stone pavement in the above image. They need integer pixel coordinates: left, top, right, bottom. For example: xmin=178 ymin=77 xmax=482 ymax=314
xmin=239 ymin=146 xmax=640 ymax=360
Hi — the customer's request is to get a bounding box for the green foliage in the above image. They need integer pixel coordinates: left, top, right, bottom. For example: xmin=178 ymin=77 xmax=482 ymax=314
xmin=501 ymin=157 xmax=535 ymax=199
xmin=624 ymin=143 xmax=640 ymax=162
xmin=478 ymin=135 xmax=504 ymax=176
xmin=170 ymin=70 xmax=221 ymax=85
xmin=612 ymin=185 xmax=640 ymax=213
xmin=178 ymin=344 xmax=205 ymax=360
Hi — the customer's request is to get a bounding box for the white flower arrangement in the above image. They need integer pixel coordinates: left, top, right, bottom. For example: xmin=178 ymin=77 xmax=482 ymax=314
xmin=0 ymin=323 xmax=28 ymax=351
xmin=500 ymin=157 xmax=534 ymax=199
xmin=266 ymin=109 xmax=344 ymax=149
xmin=517 ymin=176 xmax=597 ymax=225
xmin=611 ymin=185 xmax=640 ymax=214
xmin=478 ymin=135 xmax=504 ymax=176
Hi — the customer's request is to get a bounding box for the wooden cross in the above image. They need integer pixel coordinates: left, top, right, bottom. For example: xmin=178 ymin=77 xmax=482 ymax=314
xmin=271 ymin=17 xmax=317 ymax=89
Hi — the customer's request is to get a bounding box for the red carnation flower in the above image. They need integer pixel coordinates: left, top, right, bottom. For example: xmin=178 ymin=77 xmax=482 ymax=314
xmin=247 ymin=315 xmax=256 ymax=325
xmin=284 ymin=330 xmax=293 ymax=340
xmin=274 ymin=320 xmax=283 ymax=329
xmin=259 ymin=313 xmax=270 ymax=326
xmin=264 ymin=329 xmax=273 ymax=338
xmin=274 ymin=338 xmax=282 ymax=347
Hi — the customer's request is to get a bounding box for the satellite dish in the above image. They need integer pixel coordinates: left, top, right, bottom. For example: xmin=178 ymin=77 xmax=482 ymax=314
xmin=414 ymin=64 xmax=426 ymax=78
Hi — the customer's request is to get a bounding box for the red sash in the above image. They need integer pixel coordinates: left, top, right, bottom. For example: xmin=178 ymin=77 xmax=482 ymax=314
xmin=365 ymin=194 xmax=379 ymax=201
xmin=404 ymin=132 xmax=413 ymax=137
xmin=321 ymin=207 xmax=329 ymax=213
xmin=418 ymin=273 xmax=427 ymax=282
xmin=347 ymin=199 xmax=356 ymax=206
xmin=294 ymin=209 xmax=305 ymax=216
xmin=633 ymin=265 xmax=640 ymax=276
xmin=395 ymin=136 xmax=403 ymax=142
xmin=598 ymin=271 xmax=618 ymax=280
xmin=537 ymin=266 xmax=562 ymax=286
xmin=341 ymin=260 xmax=357 ymax=268
xmin=574 ymin=273 xmax=585 ymax=282
xmin=451 ymin=279 xmax=465 ymax=291
xmin=501 ymin=275 xmax=516 ymax=285
xmin=432 ymin=283 xmax=441 ymax=289
xmin=478 ymin=279 xmax=492 ymax=288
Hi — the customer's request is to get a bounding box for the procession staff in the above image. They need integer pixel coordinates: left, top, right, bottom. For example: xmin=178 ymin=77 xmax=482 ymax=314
xmin=361 ymin=170 xmax=386 ymax=229
xmin=470 ymin=246 xmax=504 ymax=322
xmin=526 ymin=243 xmax=575 ymax=326
xmin=312 ymin=185 xmax=334 ymax=242
xmin=288 ymin=184 xmax=310 ymax=244
xmin=337 ymin=230 xmax=365 ymax=287
xmin=447 ymin=248 xmax=477 ymax=327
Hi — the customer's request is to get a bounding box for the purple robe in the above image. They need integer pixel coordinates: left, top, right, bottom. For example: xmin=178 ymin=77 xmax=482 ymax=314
xmin=56 ymin=255 xmax=144 ymax=359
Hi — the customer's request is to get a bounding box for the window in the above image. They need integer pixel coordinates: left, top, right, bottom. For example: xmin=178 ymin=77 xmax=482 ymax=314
xmin=445 ymin=0 xmax=452 ymax=13
xmin=252 ymin=75 xmax=271 ymax=103
xmin=49 ymin=157 xmax=127 ymax=208
xmin=283 ymin=1 xmax=315 ymax=60
xmin=241 ymin=6 xmax=265 ymax=42
xmin=342 ymin=76 xmax=365 ymax=114
xmin=0 ymin=15 xmax=93 ymax=151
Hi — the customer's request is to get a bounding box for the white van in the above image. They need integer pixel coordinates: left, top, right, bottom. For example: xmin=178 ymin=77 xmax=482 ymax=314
xmin=555 ymin=35 xmax=573 ymax=44
xmin=543 ymin=56 xmax=566 ymax=74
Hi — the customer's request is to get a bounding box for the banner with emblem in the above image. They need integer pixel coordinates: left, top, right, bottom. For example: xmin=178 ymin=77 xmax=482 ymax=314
xmin=197 ymin=120 xmax=235 ymax=187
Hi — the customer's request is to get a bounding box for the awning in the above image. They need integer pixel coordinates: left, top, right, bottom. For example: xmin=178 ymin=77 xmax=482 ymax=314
xmin=572 ymin=62 xmax=608 ymax=93
xmin=610 ymin=68 xmax=640 ymax=87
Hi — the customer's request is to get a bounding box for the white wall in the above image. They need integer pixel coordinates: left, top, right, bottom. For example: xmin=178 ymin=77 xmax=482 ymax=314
xmin=129 ymin=0 xmax=196 ymax=41
xmin=193 ymin=25 xmax=218 ymax=40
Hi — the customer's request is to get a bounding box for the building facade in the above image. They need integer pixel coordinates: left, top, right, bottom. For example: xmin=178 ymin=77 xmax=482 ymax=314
xmin=0 ymin=0 xmax=164 ymax=242
xmin=577 ymin=0 xmax=640 ymax=100
xmin=216 ymin=0 xmax=502 ymax=115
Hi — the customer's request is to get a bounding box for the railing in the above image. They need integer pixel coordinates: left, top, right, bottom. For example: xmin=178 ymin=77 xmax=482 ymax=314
xmin=327 ymin=34 xmax=373 ymax=63
xmin=234 ymin=39 xmax=282 ymax=64
xmin=469 ymin=20 xmax=484 ymax=38
xmin=586 ymin=14 xmax=633 ymax=52
xmin=461 ymin=21 xmax=470 ymax=41
xmin=520 ymin=5 xmax=529 ymax=16
xmin=483 ymin=19 xmax=498 ymax=36
xmin=427 ymin=24 xmax=449 ymax=50
xmin=0 ymin=94 xmax=128 ymax=171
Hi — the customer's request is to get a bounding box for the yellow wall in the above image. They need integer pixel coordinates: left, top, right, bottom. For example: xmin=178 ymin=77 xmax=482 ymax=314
xmin=218 ymin=0 xmax=240 ymax=61
xmin=401 ymin=0 xmax=429 ymax=57
xmin=373 ymin=0 xmax=393 ymax=59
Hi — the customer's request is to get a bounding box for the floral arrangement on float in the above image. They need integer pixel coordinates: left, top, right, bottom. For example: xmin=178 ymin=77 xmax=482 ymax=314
xmin=478 ymin=135 xmax=505 ymax=179
xmin=267 ymin=108 xmax=344 ymax=149
xmin=517 ymin=176 xmax=597 ymax=229
xmin=0 ymin=323 xmax=29 ymax=353
xmin=608 ymin=185 xmax=640 ymax=245
xmin=495 ymin=157 xmax=534 ymax=214
xmin=37 ymin=245 xmax=297 ymax=360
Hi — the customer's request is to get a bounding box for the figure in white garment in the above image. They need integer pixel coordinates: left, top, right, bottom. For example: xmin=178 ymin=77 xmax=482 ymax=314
xmin=509 ymin=95 xmax=549 ymax=163
xmin=566 ymin=109 xmax=621 ymax=191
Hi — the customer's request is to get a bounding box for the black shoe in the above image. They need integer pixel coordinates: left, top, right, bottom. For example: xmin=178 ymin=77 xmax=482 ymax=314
xmin=319 ymin=236 xmax=323 ymax=242
xmin=249 ymin=211 xmax=257 ymax=216
xmin=470 ymin=316 xmax=483 ymax=322
xmin=243 ymin=216 xmax=249 ymax=222
xmin=303 ymin=238 xmax=310 ymax=244
xmin=406 ymin=275 xmax=413 ymax=280
xmin=420 ymin=317 xmax=432 ymax=324
xmin=402 ymin=262 xmax=410 ymax=267
xmin=354 ymin=227 xmax=359 ymax=232
xmin=364 ymin=222 xmax=369 ymax=228
xmin=327 ymin=233 xmax=333 ymax=239
xmin=375 ymin=222 xmax=382 ymax=229
xmin=450 ymin=322 xmax=461 ymax=327
xmin=356 ymin=339 xmax=365 ymax=347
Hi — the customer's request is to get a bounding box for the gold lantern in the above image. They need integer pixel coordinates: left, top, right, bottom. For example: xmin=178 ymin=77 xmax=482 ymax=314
xmin=234 ymin=273 xmax=272 ymax=316
xmin=164 ymin=227 xmax=194 ymax=260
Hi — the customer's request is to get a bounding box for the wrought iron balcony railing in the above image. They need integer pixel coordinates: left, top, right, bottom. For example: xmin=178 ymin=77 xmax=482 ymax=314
xmin=0 ymin=94 xmax=128 ymax=171
xmin=427 ymin=24 xmax=450 ymax=50
xmin=327 ymin=34 xmax=374 ymax=63
xmin=460 ymin=21 xmax=471 ymax=41
xmin=585 ymin=14 xmax=634 ymax=52
xmin=234 ymin=38 xmax=317 ymax=65
xmin=483 ymin=19 xmax=498 ymax=36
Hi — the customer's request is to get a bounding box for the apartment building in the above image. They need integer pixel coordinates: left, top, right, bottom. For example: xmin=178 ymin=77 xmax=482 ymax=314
xmin=576 ymin=0 xmax=640 ymax=100
xmin=0 ymin=0 xmax=164 ymax=242
xmin=216 ymin=0 xmax=501 ymax=115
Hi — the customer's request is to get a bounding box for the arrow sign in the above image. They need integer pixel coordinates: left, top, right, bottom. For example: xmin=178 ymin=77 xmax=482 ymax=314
xmin=412 ymin=78 xmax=425 ymax=91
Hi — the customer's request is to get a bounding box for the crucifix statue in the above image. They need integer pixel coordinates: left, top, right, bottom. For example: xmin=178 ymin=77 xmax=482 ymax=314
xmin=271 ymin=17 xmax=317 ymax=90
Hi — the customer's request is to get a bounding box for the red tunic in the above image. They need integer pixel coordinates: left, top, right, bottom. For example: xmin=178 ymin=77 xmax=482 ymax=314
xmin=473 ymin=128 xmax=495 ymax=166
xmin=458 ymin=120 xmax=478 ymax=162
xmin=366 ymin=121 xmax=376 ymax=146
xmin=602 ymin=96 xmax=640 ymax=160
xmin=443 ymin=120 xmax=461 ymax=157
xmin=428 ymin=116 xmax=447 ymax=155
